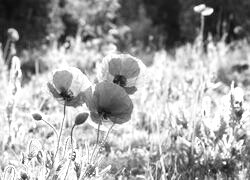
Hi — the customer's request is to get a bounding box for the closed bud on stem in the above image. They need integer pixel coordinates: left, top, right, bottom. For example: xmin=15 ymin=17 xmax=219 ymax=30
xmin=32 ymin=113 xmax=43 ymax=121
xmin=75 ymin=113 xmax=89 ymax=125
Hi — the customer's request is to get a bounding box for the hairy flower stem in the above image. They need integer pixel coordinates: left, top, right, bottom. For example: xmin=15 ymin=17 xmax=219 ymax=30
xmin=62 ymin=137 xmax=71 ymax=160
xmin=90 ymin=119 xmax=102 ymax=163
xmin=92 ymin=123 xmax=114 ymax=162
xmin=54 ymin=102 xmax=67 ymax=163
xmin=64 ymin=125 xmax=76 ymax=180
xmin=42 ymin=119 xmax=59 ymax=140
xmin=103 ymin=123 xmax=114 ymax=144
xmin=70 ymin=124 xmax=76 ymax=151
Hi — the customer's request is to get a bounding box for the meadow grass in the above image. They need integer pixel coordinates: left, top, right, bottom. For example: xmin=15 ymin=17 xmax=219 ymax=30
xmin=1 ymin=38 xmax=250 ymax=179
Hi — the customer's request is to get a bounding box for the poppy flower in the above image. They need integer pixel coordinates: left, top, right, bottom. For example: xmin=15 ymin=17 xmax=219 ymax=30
xmin=86 ymin=82 xmax=133 ymax=131
xmin=47 ymin=67 xmax=92 ymax=107
xmin=97 ymin=54 xmax=146 ymax=94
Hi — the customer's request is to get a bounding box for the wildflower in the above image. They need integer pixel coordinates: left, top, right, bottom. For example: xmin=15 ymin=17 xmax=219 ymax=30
xmin=86 ymin=82 xmax=133 ymax=131
xmin=97 ymin=54 xmax=146 ymax=94
xmin=47 ymin=67 xmax=92 ymax=107
xmin=193 ymin=4 xmax=214 ymax=16
xmin=7 ymin=28 xmax=19 ymax=42
xmin=201 ymin=7 xmax=214 ymax=16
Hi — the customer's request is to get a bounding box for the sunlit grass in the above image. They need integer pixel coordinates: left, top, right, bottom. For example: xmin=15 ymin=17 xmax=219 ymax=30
xmin=1 ymin=37 xmax=250 ymax=179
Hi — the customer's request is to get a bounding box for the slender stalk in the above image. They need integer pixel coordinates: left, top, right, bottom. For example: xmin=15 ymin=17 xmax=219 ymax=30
xmin=62 ymin=137 xmax=71 ymax=160
xmin=54 ymin=102 xmax=67 ymax=162
xmin=102 ymin=123 xmax=115 ymax=144
xmin=92 ymin=123 xmax=114 ymax=162
xmin=70 ymin=124 xmax=76 ymax=151
xmin=90 ymin=119 xmax=102 ymax=163
xmin=42 ymin=119 xmax=59 ymax=140
xmin=64 ymin=125 xmax=76 ymax=180
xmin=63 ymin=160 xmax=72 ymax=180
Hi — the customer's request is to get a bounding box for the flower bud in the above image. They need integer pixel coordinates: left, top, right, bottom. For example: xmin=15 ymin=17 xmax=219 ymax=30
xmin=32 ymin=113 xmax=43 ymax=121
xmin=75 ymin=113 xmax=89 ymax=125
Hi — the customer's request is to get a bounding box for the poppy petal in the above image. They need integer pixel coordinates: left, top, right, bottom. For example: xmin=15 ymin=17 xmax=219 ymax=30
xmin=124 ymin=86 xmax=137 ymax=94
xmin=53 ymin=69 xmax=73 ymax=92
xmin=67 ymin=67 xmax=92 ymax=97
xmin=47 ymin=82 xmax=61 ymax=99
xmin=120 ymin=55 xmax=140 ymax=78
xmin=108 ymin=58 xmax=122 ymax=76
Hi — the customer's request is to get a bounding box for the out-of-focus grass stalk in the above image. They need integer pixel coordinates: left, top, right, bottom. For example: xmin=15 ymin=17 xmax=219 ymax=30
xmin=157 ymin=117 xmax=166 ymax=180
xmin=190 ymin=74 xmax=205 ymax=179
xmin=3 ymin=39 xmax=10 ymax=61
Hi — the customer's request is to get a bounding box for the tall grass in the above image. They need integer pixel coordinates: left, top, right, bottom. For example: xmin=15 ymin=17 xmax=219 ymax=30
xmin=1 ymin=35 xmax=250 ymax=179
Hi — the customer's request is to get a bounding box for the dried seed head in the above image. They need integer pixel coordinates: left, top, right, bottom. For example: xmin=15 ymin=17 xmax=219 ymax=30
xmin=75 ymin=113 xmax=89 ymax=125
xmin=32 ymin=113 xmax=43 ymax=121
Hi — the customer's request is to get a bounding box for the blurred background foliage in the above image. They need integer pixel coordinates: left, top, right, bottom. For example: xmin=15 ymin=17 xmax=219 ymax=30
xmin=1 ymin=0 xmax=250 ymax=51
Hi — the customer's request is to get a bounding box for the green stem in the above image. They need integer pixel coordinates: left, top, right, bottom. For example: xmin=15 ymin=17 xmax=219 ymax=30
xmin=92 ymin=123 xmax=115 ymax=162
xmin=42 ymin=119 xmax=59 ymax=140
xmin=102 ymin=123 xmax=115 ymax=144
xmin=70 ymin=124 xmax=76 ymax=151
xmin=64 ymin=124 xmax=77 ymax=180
xmin=64 ymin=160 xmax=72 ymax=180
xmin=54 ymin=102 xmax=67 ymax=162
xmin=62 ymin=137 xmax=71 ymax=160
xmin=90 ymin=119 xmax=102 ymax=163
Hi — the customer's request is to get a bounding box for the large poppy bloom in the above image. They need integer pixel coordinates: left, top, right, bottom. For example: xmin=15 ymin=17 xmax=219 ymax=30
xmin=97 ymin=54 xmax=146 ymax=94
xmin=86 ymin=82 xmax=133 ymax=131
xmin=47 ymin=67 xmax=92 ymax=107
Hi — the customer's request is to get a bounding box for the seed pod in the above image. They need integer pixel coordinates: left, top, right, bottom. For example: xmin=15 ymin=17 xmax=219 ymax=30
xmin=75 ymin=113 xmax=89 ymax=125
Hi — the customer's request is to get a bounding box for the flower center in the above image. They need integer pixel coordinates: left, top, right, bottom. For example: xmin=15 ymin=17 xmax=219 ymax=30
xmin=98 ymin=109 xmax=111 ymax=120
xmin=60 ymin=89 xmax=74 ymax=101
xmin=113 ymin=75 xmax=127 ymax=87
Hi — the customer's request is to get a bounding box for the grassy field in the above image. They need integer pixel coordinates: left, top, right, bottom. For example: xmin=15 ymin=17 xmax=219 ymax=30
xmin=1 ymin=37 xmax=250 ymax=180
